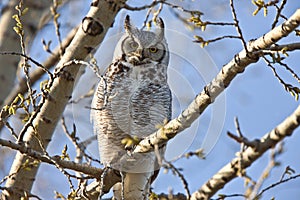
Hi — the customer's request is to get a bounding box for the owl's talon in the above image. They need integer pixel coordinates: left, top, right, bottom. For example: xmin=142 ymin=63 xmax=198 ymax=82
xmin=124 ymin=144 xmax=134 ymax=151
xmin=121 ymin=135 xmax=140 ymax=151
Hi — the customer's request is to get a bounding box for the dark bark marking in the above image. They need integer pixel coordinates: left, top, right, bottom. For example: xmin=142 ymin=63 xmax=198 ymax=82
xmin=90 ymin=0 xmax=99 ymax=7
xmin=82 ymin=17 xmax=104 ymax=36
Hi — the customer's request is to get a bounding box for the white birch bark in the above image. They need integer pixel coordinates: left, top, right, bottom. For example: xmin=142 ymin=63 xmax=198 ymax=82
xmin=133 ymin=9 xmax=300 ymax=154
xmin=191 ymin=104 xmax=300 ymax=199
xmin=0 ymin=0 xmax=51 ymax=105
xmin=1 ymin=0 xmax=126 ymax=199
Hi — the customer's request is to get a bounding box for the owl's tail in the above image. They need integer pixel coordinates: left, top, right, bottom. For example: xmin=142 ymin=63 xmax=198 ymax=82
xmin=112 ymin=172 xmax=152 ymax=200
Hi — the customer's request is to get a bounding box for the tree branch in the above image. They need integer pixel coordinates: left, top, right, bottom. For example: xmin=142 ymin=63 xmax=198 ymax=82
xmin=1 ymin=0 xmax=127 ymax=199
xmin=267 ymin=42 xmax=300 ymax=52
xmin=191 ymin=104 xmax=300 ymax=199
xmin=133 ymin=8 xmax=300 ymax=154
xmin=0 ymin=138 xmax=120 ymax=192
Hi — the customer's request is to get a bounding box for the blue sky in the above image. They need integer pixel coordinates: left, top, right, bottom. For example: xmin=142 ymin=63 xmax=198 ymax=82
xmin=1 ymin=0 xmax=300 ymax=199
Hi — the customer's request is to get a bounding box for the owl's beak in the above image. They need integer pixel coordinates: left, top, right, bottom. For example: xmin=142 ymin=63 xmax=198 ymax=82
xmin=129 ymin=56 xmax=143 ymax=65
xmin=129 ymin=49 xmax=147 ymax=65
xmin=134 ymin=49 xmax=144 ymax=60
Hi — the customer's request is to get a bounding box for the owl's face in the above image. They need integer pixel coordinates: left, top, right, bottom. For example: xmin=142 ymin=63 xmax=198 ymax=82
xmin=113 ymin=16 xmax=169 ymax=66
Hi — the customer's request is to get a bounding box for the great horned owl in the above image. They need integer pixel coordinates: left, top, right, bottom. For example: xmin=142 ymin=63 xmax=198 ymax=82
xmin=91 ymin=15 xmax=171 ymax=200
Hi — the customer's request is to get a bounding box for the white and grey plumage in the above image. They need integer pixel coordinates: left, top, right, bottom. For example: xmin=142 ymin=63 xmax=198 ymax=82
xmin=91 ymin=15 xmax=171 ymax=200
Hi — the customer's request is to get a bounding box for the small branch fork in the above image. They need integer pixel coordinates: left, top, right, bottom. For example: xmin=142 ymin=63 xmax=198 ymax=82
xmin=272 ymin=0 xmax=287 ymax=29
xmin=227 ymin=121 xmax=259 ymax=149
xmin=228 ymin=117 xmax=258 ymax=180
xmin=229 ymin=0 xmax=248 ymax=52
xmin=61 ymin=117 xmax=99 ymax=165
xmin=125 ymin=0 xmax=203 ymax=30
xmin=124 ymin=0 xmax=202 ymax=15
xmin=166 ymin=0 xmax=249 ymax=47
xmin=228 ymin=119 xmax=285 ymax=199
xmin=51 ymin=0 xmax=64 ymax=57
xmin=262 ymin=55 xmax=300 ymax=100
xmin=257 ymin=173 xmax=300 ymax=197
xmin=248 ymin=142 xmax=283 ymax=199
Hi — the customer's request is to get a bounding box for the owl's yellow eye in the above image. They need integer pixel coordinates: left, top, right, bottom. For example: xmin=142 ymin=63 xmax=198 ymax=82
xmin=130 ymin=41 xmax=138 ymax=49
xmin=149 ymin=46 xmax=158 ymax=53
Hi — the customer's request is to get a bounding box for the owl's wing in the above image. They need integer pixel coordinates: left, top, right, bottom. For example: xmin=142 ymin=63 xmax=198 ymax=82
xmin=112 ymin=83 xmax=171 ymax=200
xmin=129 ymin=81 xmax=171 ymax=172
xmin=91 ymin=75 xmax=122 ymax=164
xmin=129 ymin=82 xmax=172 ymax=137
xmin=90 ymin=76 xmax=106 ymax=135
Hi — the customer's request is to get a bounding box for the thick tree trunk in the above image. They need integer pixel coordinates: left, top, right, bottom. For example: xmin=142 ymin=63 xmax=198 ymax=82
xmin=1 ymin=1 xmax=126 ymax=199
xmin=0 ymin=0 xmax=50 ymax=105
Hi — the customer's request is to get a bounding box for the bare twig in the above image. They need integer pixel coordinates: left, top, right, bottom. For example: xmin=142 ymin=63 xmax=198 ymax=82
xmin=124 ymin=0 xmax=163 ymax=11
xmin=125 ymin=0 xmax=203 ymax=16
xmin=265 ymin=42 xmax=300 ymax=52
xmin=2 ymin=121 xmax=18 ymax=140
xmin=133 ymin=8 xmax=300 ymax=154
xmin=61 ymin=117 xmax=99 ymax=164
xmin=255 ymin=173 xmax=300 ymax=199
xmin=163 ymin=161 xmax=191 ymax=200
xmin=0 ymin=26 xmax=77 ymax=109
xmin=13 ymin=1 xmax=35 ymax=109
xmin=193 ymin=35 xmax=241 ymax=47
xmin=227 ymin=131 xmax=259 ymax=149
xmin=51 ymin=0 xmax=64 ymax=57
xmin=280 ymin=166 xmax=295 ymax=181
xmin=263 ymin=56 xmax=300 ymax=100
xmin=248 ymin=142 xmax=283 ymax=199
xmin=172 ymin=9 xmax=234 ymax=29
xmin=234 ymin=117 xmax=243 ymax=138
xmin=215 ymin=193 xmax=246 ymax=200
xmin=63 ymin=59 xmax=101 ymax=78
xmin=141 ymin=4 xmax=153 ymax=29
xmin=272 ymin=0 xmax=287 ymax=29
xmin=234 ymin=117 xmax=247 ymax=179
xmin=0 ymin=52 xmax=53 ymax=78
xmin=0 ymin=138 xmax=102 ymax=178
xmin=152 ymin=2 xmax=163 ymax=22
xmin=277 ymin=60 xmax=300 ymax=83
xmin=230 ymin=0 xmax=248 ymax=52
xmin=191 ymin=104 xmax=300 ymax=199
xmin=169 ymin=148 xmax=205 ymax=163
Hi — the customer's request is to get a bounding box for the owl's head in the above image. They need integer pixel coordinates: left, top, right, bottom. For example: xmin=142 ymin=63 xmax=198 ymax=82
xmin=113 ymin=15 xmax=169 ymax=66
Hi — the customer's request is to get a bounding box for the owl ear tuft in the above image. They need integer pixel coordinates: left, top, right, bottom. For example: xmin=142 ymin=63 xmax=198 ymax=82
xmin=155 ymin=17 xmax=165 ymax=40
xmin=124 ymin=15 xmax=130 ymax=28
xmin=156 ymin=17 xmax=165 ymax=29
xmin=124 ymin=15 xmax=134 ymax=34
